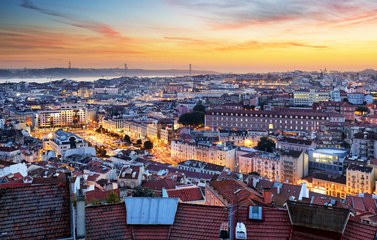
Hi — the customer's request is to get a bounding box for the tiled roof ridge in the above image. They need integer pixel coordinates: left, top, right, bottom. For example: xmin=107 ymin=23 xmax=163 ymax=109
xmin=0 ymin=182 xmax=66 ymax=189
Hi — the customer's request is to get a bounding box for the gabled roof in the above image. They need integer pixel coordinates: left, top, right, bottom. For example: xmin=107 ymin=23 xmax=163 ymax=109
xmin=85 ymin=202 xmax=228 ymax=240
xmin=86 ymin=203 xmax=131 ymax=240
xmin=210 ymin=179 xmax=264 ymax=205
xmin=142 ymin=179 xmax=177 ymax=190
xmin=286 ymin=201 xmax=350 ymax=233
xmin=86 ymin=189 xmax=120 ymax=203
xmin=0 ymin=183 xmax=71 ymax=239
xmin=237 ymin=206 xmax=292 ymax=239
xmin=166 ymin=186 xmax=204 ymax=202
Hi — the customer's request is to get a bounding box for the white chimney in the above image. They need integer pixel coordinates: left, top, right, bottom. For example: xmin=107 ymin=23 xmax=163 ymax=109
xmin=235 ymin=222 xmax=247 ymax=239
xmin=277 ymin=184 xmax=281 ymax=195
xmin=76 ymin=189 xmax=86 ymax=240
xmin=252 ymin=177 xmax=260 ymax=188
xmin=298 ymin=183 xmax=309 ymax=200
xmin=132 ymin=171 xmax=137 ymax=178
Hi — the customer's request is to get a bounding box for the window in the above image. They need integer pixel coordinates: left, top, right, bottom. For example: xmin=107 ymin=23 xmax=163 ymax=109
xmin=249 ymin=206 xmax=263 ymax=220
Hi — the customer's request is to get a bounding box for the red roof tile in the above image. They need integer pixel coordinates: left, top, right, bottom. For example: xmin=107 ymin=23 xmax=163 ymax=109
xmin=169 ymin=203 xmax=228 ymax=240
xmin=210 ymin=179 xmax=264 ymax=205
xmin=0 ymin=183 xmax=71 ymax=239
xmin=86 ymin=189 xmax=120 ymax=203
xmin=238 ymin=206 xmax=292 ymax=239
xmin=343 ymin=219 xmax=377 ymax=240
xmin=86 ymin=203 xmax=131 ymax=240
xmin=142 ymin=179 xmax=177 ymax=190
xmin=166 ymin=186 xmax=204 ymax=202
xmin=84 ymin=199 xmax=377 ymax=240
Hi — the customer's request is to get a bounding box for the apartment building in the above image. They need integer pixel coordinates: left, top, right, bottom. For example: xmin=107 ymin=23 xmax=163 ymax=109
xmin=171 ymin=140 xmax=236 ymax=170
xmin=311 ymin=173 xmax=347 ymax=199
xmin=171 ymin=140 xmax=196 ymax=161
xmin=280 ymin=150 xmax=308 ymax=184
xmin=314 ymin=101 xmax=355 ymax=121
xmin=34 ymin=104 xmax=88 ymax=129
xmin=351 ymin=131 xmax=377 ymax=160
xmin=346 ymin=164 xmax=374 ymax=195
xmin=294 ymin=89 xmax=330 ymax=106
xmin=276 ymin=137 xmax=315 ymax=152
xmin=102 ymin=117 xmax=125 ymax=132
xmin=251 ymin=151 xmax=281 ymax=182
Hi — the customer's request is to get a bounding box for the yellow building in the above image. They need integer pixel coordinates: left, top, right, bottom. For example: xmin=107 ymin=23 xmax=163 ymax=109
xmin=311 ymin=173 xmax=347 ymax=199
xmin=346 ymin=164 xmax=374 ymax=195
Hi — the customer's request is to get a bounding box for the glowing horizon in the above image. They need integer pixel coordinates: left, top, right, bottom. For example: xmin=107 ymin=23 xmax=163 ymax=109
xmin=1 ymin=0 xmax=377 ymax=73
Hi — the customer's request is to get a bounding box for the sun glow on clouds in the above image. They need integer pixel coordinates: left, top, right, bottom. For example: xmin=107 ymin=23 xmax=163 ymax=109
xmin=1 ymin=0 xmax=377 ymax=71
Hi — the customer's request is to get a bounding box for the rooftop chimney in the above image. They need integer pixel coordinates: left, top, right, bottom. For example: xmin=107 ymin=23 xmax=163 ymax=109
xmin=262 ymin=188 xmax=272 ymax=205
xmin=76 ymin=189 xmax=86 ymax=240
xmin=298 ymin=183 xmax=309 ymax=201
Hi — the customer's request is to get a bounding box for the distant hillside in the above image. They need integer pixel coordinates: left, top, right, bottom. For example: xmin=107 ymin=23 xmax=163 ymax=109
xmin=360 ymin=69 xmax=376 ymax=75
xmin=0 ymin=68 xmax=217 ymax=78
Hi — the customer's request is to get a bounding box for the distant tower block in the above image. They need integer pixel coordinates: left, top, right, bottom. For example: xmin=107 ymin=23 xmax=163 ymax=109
xmin=189 ymin=64 xmax=192 ymax=76
xmin=124 ymin=64 xmax=128 ymax=76
xmin=68 ymin=61 xmax=71 ymax=69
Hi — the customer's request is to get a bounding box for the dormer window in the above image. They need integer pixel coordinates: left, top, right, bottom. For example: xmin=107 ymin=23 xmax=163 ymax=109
xmin=249 ymin=206 xmax=263 ymax=220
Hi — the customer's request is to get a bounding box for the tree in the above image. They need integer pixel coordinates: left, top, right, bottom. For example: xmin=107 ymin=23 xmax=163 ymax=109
xmin=193 ymin=103 xmax=205 ymax=113
xmin=124 ymin=135 xmax=131 ymax=143
xmin=89 ymin=198 xmax=103 ymax=205
xmin=136 ymin=139 xmax=142 ymax=145
xmin=96 ymin=146 xmax=107 ymax=157
xmin=178 ymin=111 xmax=204 ymax=127
xmin=144 ymin=141 xmax=153 ymax=150
xmin=105 ymin=191 xmax=121 ymax=203
xmin=256 ymin=136 xmax=275 ymax=153
xmin=132 ymin=186 xmax=155 ymax=197
xmin=340 ymin=141 xmax=350 ymax=149
xmin=355 ymin=106 xmax=370 ymax=115
xmin=249 ymin=171 xmax=260 ymax=176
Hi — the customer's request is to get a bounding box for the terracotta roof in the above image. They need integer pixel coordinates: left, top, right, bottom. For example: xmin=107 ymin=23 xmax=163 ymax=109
xmin=278 ymin=137 xmax=313 ymax=146
xmin=0 ymin=183 xmax=71 ymax=239
xmin=166 ymin=186 xmax=204 ymax=202
xmin=86 ymin=203 xmax=131 ymax=240
xmin=169 ymin=203 xmax=228 ymax=240
xmin=348 ymin=164 xmax=373 ymax=173
xmin=86 ymin=189 xmax=121 ymax=203
xmin=210 ymin=179 xmax=264 ymax=205
xmin=280 ymin=149 xmax=303 ymax=158
xmin=345 ymin=194 xmax=377 ymax=214
xmin=85 ymin=202 xmax=228 ymax=240
xmin=237 ymin=206 xmax=292 ymax=239
xmin=313 ymin=173 xmax=347 ymax=184
xmin=343 ymin=219 xmax=377 ymax=240
xmin=142 ymin=179 xmax=177 ymax=190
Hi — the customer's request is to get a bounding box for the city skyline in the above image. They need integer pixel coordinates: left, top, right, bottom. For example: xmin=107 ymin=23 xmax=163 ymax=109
xmin=2 ymin=0 xmax=377 ymax=72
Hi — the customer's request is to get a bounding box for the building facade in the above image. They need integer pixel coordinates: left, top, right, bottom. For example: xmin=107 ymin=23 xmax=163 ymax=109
xmin=205 ymin=108 xmax=345 ymax=133
xmin=308 ymin=148 xmax=348 ymax=174
xmin=294 ymin=89 xmax=330 ymax=106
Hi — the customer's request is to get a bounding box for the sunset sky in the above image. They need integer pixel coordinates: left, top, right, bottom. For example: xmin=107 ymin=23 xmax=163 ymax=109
xmin=1 ymin=0 xmax=377 ymax=72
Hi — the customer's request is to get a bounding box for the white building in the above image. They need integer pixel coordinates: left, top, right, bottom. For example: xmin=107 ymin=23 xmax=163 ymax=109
xmin=171 ymin=140 xmax=236 ymax=170
xmin=294 ymin=89 xmax=330 ymax=106
xmin=0 ymin=160 xmax=27 ymax=177
xmin=49 ymin=130 xmax=89 ymax=158
xmin=34 ymin=104 xmax=88 ymax=129
xmin=251 ymin=151 xmax=281 ymax=182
